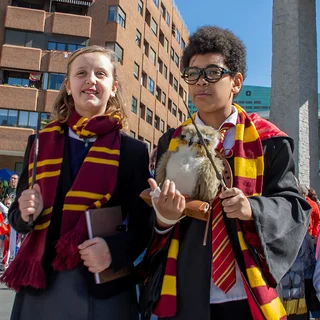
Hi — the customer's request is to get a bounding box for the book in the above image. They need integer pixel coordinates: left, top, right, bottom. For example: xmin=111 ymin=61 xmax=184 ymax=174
xmin=85 ymin=206 xmax=130 ymax=284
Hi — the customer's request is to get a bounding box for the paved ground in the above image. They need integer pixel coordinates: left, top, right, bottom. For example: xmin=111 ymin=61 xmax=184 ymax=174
xmin=0 ymin=281 xmax=14 ymax=320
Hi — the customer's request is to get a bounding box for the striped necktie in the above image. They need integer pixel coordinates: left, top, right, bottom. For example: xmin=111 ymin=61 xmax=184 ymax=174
xmin=211 ymin=123 xmax=236 ymax=293
xmin=216 ymin=123 xmax=234 ymax=155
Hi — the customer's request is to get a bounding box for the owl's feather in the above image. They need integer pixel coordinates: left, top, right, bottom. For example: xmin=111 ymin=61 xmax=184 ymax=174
xmin=196 ymin=156 xmax=224 ymax=202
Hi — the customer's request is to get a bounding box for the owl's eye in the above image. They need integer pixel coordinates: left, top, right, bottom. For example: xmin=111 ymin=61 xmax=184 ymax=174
xmin=180 ymin=134 xmax=186 ymax=140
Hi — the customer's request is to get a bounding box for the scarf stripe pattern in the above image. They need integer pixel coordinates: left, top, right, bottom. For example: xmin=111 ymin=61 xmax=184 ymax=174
xmin=153 ymin=104 xmax=286 ymax=319
xmin=1 ymin=110 xmax=121 ymax=291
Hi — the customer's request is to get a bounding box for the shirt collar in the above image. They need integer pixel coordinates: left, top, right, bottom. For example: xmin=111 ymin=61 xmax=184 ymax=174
xmin=195 ymin=105 xmax=238 ymax=129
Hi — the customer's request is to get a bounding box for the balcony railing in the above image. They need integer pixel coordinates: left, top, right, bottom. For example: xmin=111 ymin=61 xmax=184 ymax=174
xmin=5 ymin=6 xmax=46 ymax=32
xmin=0 ymin=45 xmax=42 ymax=71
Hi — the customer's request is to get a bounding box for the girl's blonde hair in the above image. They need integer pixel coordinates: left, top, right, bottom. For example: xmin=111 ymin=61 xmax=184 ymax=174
xmin=51 ymin=45 xmax=127 ymax=128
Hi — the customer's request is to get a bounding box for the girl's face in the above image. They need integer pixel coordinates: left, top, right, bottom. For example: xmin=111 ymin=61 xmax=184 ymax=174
xmin=66 ymin=52 xmax=118 ymax=119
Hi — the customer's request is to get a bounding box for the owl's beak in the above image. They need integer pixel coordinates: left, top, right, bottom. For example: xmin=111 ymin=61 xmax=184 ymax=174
xmin=188 ymin=139 xmax=193 ymax=147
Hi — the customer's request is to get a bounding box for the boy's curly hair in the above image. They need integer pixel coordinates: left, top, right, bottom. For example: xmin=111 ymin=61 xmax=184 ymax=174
xmin=182 ymin=26 xmax=247 ymax=80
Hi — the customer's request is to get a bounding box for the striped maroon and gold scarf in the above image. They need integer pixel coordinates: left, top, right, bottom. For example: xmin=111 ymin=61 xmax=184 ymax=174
xmin=1 ymin=109 xmax=122 ymax=291
xmin=153 ymin=104 xmax=286 ymax=319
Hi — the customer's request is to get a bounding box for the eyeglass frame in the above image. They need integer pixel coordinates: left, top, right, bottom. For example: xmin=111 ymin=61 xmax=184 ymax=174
xmin=181 ymin=64 xmax=235 ymax=85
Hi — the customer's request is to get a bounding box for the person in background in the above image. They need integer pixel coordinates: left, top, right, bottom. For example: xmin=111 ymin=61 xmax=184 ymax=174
xmin=149 ymin=148 xmax=157 ymax=178
xmin=1 ymin=45 xmax=152 ymax=320
xmin=2 ymin=174 xmax=19 ymax=201
xmin=308 ymin=188 xmax=320 ymax=209
xmin=0 ymin=197 xmax=13 ymax=270
xmin=300 ymin=185 xmax=320 ymax=242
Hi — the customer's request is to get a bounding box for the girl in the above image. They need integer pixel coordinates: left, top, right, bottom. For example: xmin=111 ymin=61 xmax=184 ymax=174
xmin=1 ymin=46 xmax=152 ymax=320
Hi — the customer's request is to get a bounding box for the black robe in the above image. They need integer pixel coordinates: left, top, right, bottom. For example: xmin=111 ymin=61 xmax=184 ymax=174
xmin=8 ymin=130 xmax=154 ymax=320
xmin=153 ymin=130 xmax=310 ymax=320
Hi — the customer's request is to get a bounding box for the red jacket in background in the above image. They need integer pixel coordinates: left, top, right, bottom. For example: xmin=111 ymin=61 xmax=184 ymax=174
xmin=307 ymin=196 xmax=320 ymax=237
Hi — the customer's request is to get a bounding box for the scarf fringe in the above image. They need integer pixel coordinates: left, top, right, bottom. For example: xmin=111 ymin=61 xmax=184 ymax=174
xmin=0 ymin=258 xmax=46 ymax=292
xmin=52 ymin=230 xmax=83 ymax=271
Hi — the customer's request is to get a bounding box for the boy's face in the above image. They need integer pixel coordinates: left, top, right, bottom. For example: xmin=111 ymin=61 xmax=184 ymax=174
xmin=188 ymin=53 xmax=242 ymax=126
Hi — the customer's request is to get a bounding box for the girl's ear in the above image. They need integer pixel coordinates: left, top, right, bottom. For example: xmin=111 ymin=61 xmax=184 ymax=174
xmin=64 ymin=79 xmax=70 ymax=93
xmin=112 ymin=80 xmax=118 ymax=96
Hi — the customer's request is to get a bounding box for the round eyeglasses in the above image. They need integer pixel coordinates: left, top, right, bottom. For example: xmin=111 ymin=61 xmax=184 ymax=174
xmin=181 ymin=64 xmax=234 ymax=85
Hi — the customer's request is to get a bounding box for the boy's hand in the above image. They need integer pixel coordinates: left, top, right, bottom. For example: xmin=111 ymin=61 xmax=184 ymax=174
xmin=148 ymin=178 xmax=185 ymax=228
xmin=219 ymin=187 xmax=253 ymax=220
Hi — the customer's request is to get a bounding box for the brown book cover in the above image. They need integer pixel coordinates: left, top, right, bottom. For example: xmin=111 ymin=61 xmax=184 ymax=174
xmin=85 ymin=206 xmax=130 ymax=284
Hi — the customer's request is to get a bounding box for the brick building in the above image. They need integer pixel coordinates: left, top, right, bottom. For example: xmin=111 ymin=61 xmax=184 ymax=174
xmin=0 ymin=0 xmax=189 ymax=172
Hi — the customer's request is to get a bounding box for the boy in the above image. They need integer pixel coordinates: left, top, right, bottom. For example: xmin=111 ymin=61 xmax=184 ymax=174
xmin=141 ymin=26 xmax=310 ymax=320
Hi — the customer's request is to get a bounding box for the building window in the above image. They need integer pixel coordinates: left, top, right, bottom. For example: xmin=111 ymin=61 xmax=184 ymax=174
xmin=151 ymin=18 xmax=158 ymax=36
xmin=133 ymin=62 xmax=139 ymax=79
xmin=174 ymin=53 xmax=179 ymax=67
xmin=4 ymin=70 xmax=42 ymax=89
xmin=179 ymin=85 xmax=184 ymax=98
xmin=170 ymin=47 xmax=174 ymax=60
xmin=181 ymin=39 xmax=185 ymax=50
xmin=154 ymin=115 xmax=160 ymax=130
xmin=183 ymin=114 xmax=186 ymax=122
xmin=145 ymin=9 xmax=151 ymax=26
xmin=138 ymin=0 xmax=143 ymax=15
xmin=159 ymin=30 xmax=164 ymax=47
xmin=143 ymin=40 xmax=149 ymax=56
xmin=0 ymin=109 xmax=50 ymax=130
xmin=160 ymin=119 xmax=165 ymax=133
xmin=141 ymin=72 xmax=147 ymax=87
xmin=136 ymin=29 xmax=142 ymax=47
xmin=157 ymin=58 xmax=163 ymax=73
xmin=105 ymin=42 xmax=123 ymax=64
xmin=131 ymin=96 xmax=138 ymax=114
xmin=169 ymin=73 xmax=173 ymax=85
xmin=153 ymin=0 xmax=159 ymax=7
xmin=160 ymin=3 xmax=166 ymax=18
xmin=166 ymin=12 xmax=170 ymax=26
xmin=164 ymin=38 xmax=169 ymax=52
xmin=173 ymin=78 xmax=178 ymax=91
xmin=48 ymin=73 xmax=65 ymax=90
xmin=139 ymin=103 xmax=146 ymax=119
xmin=47 ymin=41 xmax=84 ymax=52
xmin=130 ymin=131 xmax=136 ymax=138
xmin=149 ymin=47 xmax=156 ymax=65
xmin=0 ymin=109 xmax=18 ymax=127
xmin=175 ymin=28 xmax=181 ymax=44
xmin=138 ymin=135 xmax=144 ymax=141
xmin=168 ymin=99 xmax=172 ymax=112
xmin=172 ymin=103 xmax=177 ymax=116
xmin=146 ymin=108 xmax=153 ymax=125
xmin=161 ymin=92 xmax=166 ymax=106
xmin=108 ymin=6 xmax=126 ymax=28
xmin=183 ymin=90 xmax=187 ymax=102
xmin=15 ymin=162 xmax=23 ymax=174
xmin=147 ymin=77 xmax=155 ymax=94
xmin=145 ymin=139 xmax=151 ymax=153
xmin=156 ymin=86 xmax=161 ymax=101
xmin=163 ymin=65 xmax=168 ymax=79
xmin=178 ymin=110 xmax=182 ymax=122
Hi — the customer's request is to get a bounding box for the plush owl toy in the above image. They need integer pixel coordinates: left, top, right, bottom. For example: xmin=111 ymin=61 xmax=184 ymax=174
xmin=156 ymin=124 xmax=224 ymax=203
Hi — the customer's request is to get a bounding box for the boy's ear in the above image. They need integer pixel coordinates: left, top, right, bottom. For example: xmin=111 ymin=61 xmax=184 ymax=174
xmin=231 ymin=73 xmax=243 ymax=95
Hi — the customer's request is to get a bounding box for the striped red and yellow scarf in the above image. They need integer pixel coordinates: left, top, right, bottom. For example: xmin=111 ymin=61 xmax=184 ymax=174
xmin=1 ymin=109 xmax=122 ymax=291
xmin=154 ymin=104 xmax=286 ymax=319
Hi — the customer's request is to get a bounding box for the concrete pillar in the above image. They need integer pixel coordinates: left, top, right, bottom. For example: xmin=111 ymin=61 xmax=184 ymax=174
xmin=270 ymin=0 xmax=318 ymax=189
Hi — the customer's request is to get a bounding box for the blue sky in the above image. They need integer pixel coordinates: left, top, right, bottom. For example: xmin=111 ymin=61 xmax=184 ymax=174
xmin=174 ymin=0 xmax=320 ymax=89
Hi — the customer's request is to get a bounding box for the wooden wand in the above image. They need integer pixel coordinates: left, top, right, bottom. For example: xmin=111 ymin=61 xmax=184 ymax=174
xmin=28 ymin=114 xmax=42 ymax=227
